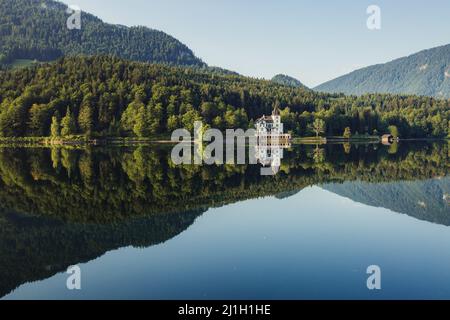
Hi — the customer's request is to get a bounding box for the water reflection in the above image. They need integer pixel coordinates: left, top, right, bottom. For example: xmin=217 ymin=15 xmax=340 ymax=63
xmin=0 ymin=142 xmax=448 ymax=298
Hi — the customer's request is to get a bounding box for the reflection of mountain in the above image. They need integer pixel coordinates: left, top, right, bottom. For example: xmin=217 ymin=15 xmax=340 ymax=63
xmin=275 ymin=190 xmax=301 ymax=199
xmin=323 ymin=177 xmax=450 ymax=225
xmin=0 ymin=209 xmax=204 ymax=298
xmin=0 ymin=142 xmax=448 ymax=298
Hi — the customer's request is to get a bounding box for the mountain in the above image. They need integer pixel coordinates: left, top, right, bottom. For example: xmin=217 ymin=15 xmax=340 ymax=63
xmin=272 ymin=74 xmax=308 ymax=89
xmin=315 ymin=44 xmax=450 ymax=99
xmin=0 ymin=0 xmax=204 ymax=67
xmin=323 ymin=177 xmax=450 ymax=225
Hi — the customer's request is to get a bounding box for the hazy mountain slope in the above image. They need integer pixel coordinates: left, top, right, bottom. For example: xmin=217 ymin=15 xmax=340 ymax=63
xmin=315 ymin=44 xmax=450 ymax=98
xmin=0 ymin=0 xmax=204 ymax=66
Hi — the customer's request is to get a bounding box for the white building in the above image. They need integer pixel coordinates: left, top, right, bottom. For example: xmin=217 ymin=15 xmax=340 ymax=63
xmin=254 ymin=105 xmax=291 ymax=174
xmin=255 ymin=105 xmax=283 ymax=137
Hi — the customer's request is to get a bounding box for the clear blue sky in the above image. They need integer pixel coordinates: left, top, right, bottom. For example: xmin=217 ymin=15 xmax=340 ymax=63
xmin=60 ymin=0 xmax=450 ymax=87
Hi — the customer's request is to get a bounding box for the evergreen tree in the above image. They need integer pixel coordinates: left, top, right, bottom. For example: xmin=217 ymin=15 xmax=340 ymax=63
xmin=121 ymin=100 xmax=144 ymax=133
xmin=60 ymin=108 xmax=77 ymax=137
xmin=181 ymin=109 xmax=202 ymax=132
xmin=388 ymin=125 xmax=400 ymax=137
xmin=212 ymin=116 xmax=224 ymax=130
xmin=148 ymin=103 xmax=163 ymax=134
xmin=167 ymin=115 xmax=179 ymax=131
xmin=50 ymin=113 xmax=61 ymax=138
xmin=343 ymin=127 xmax=351 ymax=139
xmin=28 ymin=104 xmax=52 ymax=136
xmin=311 ymin=118 xmax=326 ymax=138
xmin=78 ymin=104 xmax=94 ymax=136
xmin=133 ymin=106 xmax=150 ymax=137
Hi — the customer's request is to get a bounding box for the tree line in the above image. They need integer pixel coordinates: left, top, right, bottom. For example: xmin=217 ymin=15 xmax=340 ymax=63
xmin=0 ymin=56 xmax=448 ymax=139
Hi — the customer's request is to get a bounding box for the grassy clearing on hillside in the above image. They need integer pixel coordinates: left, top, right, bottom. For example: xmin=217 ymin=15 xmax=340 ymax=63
xmin=9 ymin=59 xmax=39 ymax=69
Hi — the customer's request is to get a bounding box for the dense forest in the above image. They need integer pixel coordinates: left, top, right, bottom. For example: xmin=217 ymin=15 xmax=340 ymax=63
xmin=316 ymin=43 xmax=450 ymax=99
xmin=0 ymin=56 xmax=448 ymax=139
xmin=0 ymin=0 xmax=204 ymax=66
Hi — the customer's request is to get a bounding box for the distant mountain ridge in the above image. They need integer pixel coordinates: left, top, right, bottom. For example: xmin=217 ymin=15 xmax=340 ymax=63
xmin=315 ymin=44 xmax=450 ymax=99
xmin=0 ymin=0 xmax=204 ymax=67
xmin=272 ymin=74 xmax=308 ymax=89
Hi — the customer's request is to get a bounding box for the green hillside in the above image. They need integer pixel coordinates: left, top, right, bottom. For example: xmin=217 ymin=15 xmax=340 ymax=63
xmin=0 ymin=0 xmax=204 ymax=67
xmin=272 ymin=74 xmax=308 ymax=89
xmin=0 ymin=56 xmax=448 ymax=139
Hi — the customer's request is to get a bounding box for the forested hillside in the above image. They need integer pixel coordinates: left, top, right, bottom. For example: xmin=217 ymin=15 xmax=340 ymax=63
xmin=315 ymin=44 xmax=450 ymax=99
xmin=272 ymin=74 xmax=308 ymax=89
xmin=0 ymin=56 xmax=448 ymax=138
xmin=0 ymin=0 xmax=204 ymax=66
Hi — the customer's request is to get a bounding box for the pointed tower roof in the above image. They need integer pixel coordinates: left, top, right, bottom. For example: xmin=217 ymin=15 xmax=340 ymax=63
xmin=272 ymin=103 xmax=280 ymax=116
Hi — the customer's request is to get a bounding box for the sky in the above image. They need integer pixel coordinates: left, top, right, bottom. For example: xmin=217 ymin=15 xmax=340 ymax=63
xmin=60 ymin=0 xmax=450 ymax=87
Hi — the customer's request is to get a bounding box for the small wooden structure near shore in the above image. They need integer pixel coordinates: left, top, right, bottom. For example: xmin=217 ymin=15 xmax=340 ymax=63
xmin=381 ymin=134 xmax=399 ymax=145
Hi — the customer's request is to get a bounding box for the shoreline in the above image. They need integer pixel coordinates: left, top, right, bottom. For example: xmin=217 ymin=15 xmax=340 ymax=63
xmin=0 ymin=136 xmax=448 ymax=147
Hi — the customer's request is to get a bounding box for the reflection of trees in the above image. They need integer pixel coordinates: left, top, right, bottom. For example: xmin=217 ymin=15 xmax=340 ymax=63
xmin=0 ymin=142 xmax=447 ymax=298
xmin=312 ymin=146 xmax=325 ymax=164
xmin=0 ymin=208 xmax=205 ymax=298
xmin=0 ymin=143 xmax=447 ymax=223
xmin=388 ymin=142 xmax=399 ymax=154
xmin=343 ymin=143 xmax=351 ymax=154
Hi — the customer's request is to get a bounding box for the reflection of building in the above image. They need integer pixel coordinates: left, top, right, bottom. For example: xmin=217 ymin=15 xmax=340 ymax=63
xmin=256 ymin=145 xmax=282 ymax=166
xmin=255 ymin=105 xmax=291 ymax=174
xmin=444 ymin=194 xmax=450 ymax=204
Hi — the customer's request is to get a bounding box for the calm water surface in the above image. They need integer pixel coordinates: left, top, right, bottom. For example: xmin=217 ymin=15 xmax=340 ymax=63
xmin=0 ymin=142 xmax=449 ymax=299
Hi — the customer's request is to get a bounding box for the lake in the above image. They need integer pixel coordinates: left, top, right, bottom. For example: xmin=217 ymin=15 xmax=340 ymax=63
xmin=0 ymin=142 xmax=449 ymax=299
